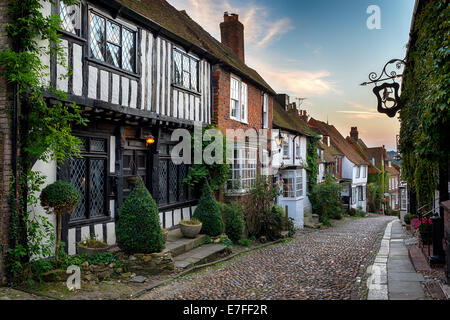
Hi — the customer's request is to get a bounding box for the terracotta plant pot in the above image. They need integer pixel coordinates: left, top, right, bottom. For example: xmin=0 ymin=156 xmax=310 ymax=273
xmin=180 ymin=221 xmax=202 ymax=238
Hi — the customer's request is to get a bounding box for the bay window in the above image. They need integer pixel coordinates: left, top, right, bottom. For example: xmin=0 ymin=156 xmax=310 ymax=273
xmin=281 ymin=170 xmax=304 ymax=199
xmin=230 ymin=76 xmax=248 ymax=123
xmin=295 ymin=139 xmax=301 ymax=159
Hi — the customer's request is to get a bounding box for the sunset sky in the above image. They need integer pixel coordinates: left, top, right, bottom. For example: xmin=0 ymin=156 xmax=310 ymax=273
xmin=167 ymin=0 xmax=416 ymax=150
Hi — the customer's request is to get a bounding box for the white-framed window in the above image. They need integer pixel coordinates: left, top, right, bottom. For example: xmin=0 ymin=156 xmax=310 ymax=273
xmin=295 ymin=138 xmax=301 ymax=159
xmin=281 ymin=170 xmax=304 ymax=199
xmin=262 ymin=93 xmax=269 ymax=129
xmin=336 ymin=158 xmax=340 ymax=173
xmin=261 ymin=149 xmax=270 ymax=176
xmin=358 ymin=186 xmax=364 ymax=201
xmin=230 ymin=76 xmax=248 ymax=123
xmin=362 ymin=166 xmax=367 ymax=178
xmin=296 ymin=170 xmax=303 ymax=198
xmin=282 ymin=136 xmax=290 ymax=159
xmin=227 ymin=141 xmax=257 ymax=191
xmin=352 ymin=187 xmax=356 ymax=204
xmin=355 ymin=166 xmax=360 ymax=178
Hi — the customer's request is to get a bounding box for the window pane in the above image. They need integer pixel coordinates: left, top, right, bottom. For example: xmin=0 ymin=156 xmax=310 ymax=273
xmin=89 ymin=159 xmax=106 ymax=217
xmin=173 ymin=50 xmax=182 ymax=85
xmin=70 ymin=158 xmax=87 ymax=220
xmin=90 ymin=138 xmax=106 ymax=152
xmin=183 ymin=71 xmax=190 ymax=89
xmin=106 ymin=21 xmax=121 ymax=45
xmin=122 ymin=28 xmax=135 ymax=72
xmin=158 ymin=160 xmax=168 ymax=205
xmin=190 ymin=58 xmax=198 ymax=91
xmin=106 ymin=43 xmax=120 ymax=68
xmin=60 ymin=2 xmax=80 ymax=35
xmin=89 ymin=12 xmax=105 ymax=61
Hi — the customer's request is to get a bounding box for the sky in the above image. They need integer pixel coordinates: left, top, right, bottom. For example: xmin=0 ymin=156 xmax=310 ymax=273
xmin=167 ymin=0 xmax=416 ymax=150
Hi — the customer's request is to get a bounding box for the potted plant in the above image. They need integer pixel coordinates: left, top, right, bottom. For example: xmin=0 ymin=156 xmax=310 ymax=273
xmin=413 ymin=218 xmax=433 ymax=245
xmin=40 ymin=180 xmax=81 ymax=265
xmin=77 ymin=235 xmax=109 ymax=257
xmin=180 ymin=219 xmax=202 ymax=238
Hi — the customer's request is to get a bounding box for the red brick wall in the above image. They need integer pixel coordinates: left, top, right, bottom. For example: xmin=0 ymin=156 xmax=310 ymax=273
xmin=212 ymin=66 xmax=273 ymax=202
xmin=0 ymin=0 xmax=12 ymax=285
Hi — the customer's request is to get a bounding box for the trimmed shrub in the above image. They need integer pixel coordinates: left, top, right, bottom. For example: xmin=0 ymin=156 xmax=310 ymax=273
xmin=223 ymin=202 xmax=245 ymax=244
xmin=193 ymin=183 xmax=224 ymax=236
xmin=40 ymin=180 xmax=81 ymax=216
xmin=116 ymin=177 xmax=164 ymax=254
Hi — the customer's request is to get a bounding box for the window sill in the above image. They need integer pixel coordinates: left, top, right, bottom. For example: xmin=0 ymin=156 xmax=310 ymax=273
xmin=171 ymin=83 xmax=201 ymax=96
xmin=85 ymin=57 xmax=140 ymax=79
xmin=58 ymin=29 xmax=86 ymax=43
xmin=229 ymin=117 xmax=248 ymax=125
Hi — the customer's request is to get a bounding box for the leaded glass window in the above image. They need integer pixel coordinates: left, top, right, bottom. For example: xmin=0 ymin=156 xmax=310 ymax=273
xmin=59 ymin=1 xmax=81 ymax=35
xmin=68 ymin=137 xmax=108 ymax=221
xmin=89 ymin=10 xmax=137 ymax=72
xmin=172 ymin=48 xmax=199 ymax=91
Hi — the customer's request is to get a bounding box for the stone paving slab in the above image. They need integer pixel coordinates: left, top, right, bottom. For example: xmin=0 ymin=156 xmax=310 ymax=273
xmin=174 ymin=244 xmax=227 ymax=269
xmin=389 ymin=281 xmax=425 ymax=300
xmin=388 ymin=272 xmax=425 ymax=282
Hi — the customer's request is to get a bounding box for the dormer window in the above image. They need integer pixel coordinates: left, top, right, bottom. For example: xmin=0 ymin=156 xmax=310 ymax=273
xmin=88 ymin=10 xmax=137 ymax=73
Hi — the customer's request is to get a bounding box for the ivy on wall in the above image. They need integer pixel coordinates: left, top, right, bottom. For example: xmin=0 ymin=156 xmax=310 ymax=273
xmin=306 ymin=136 xmax=319 ymax=193
xmin=399 ymin=0 xmax=449 ymax=207
xmin=0 ymin=0 xmax=87 ymax=280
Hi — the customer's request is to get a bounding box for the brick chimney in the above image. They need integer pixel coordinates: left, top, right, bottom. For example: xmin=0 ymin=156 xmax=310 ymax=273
xmin=220 ymin=12 xmax=245 ymax=63
xmin=350 ymin=127 xmax=359 ymax=141
xmin=299 ymin=110 xmax=308 ymax=123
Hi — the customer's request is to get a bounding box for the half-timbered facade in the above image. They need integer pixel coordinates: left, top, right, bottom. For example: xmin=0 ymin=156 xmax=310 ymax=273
xmin=30 ymin=0 xmax=223 ymax=255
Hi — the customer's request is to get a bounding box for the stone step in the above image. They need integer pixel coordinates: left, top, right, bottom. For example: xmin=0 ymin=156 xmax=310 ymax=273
xmin=164 ymin=228 xmax=206 ymax=257
xmin=174 ymin=244 xmax=227 ymax=269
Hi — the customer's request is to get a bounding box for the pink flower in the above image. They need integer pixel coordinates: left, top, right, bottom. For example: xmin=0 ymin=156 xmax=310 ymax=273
xmin=429 ymin=219 xmax=432 ymax=224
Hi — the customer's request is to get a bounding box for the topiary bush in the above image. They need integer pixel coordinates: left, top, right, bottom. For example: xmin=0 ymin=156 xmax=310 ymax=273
xmin=193 ymin=183 xmax=224 ymax=236
xmin=40 ymin=180 xmax=81 ymax=265
xmin=223 ymin=202 xmax=245 ymax=244
xmin=116 ymin=177 xmax=164 ymax=254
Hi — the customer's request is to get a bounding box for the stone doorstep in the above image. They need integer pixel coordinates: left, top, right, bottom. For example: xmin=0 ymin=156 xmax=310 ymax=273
xmin=174 ymin=244 xmax=227 ymax=269
xmin=165 ymin=230 xmax=206 ymax=257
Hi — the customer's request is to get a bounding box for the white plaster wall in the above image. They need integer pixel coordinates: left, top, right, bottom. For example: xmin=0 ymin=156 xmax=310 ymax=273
xmin=29 ymin=160 xmax=58 ymax=259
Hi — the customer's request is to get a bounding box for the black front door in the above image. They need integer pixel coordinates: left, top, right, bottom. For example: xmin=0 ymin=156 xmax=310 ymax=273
xmin=123 ymin=148 xmax=149 ymax=197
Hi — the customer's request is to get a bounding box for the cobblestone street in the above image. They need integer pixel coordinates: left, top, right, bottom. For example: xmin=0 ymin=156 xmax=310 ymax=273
xmin=139 ymin=215 xmax=396 ymax=300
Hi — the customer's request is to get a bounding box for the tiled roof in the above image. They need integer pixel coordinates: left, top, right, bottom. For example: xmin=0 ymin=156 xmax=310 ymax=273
xmin=308 ymin=118 xmax=371 ymax=166
xmin=346 ymin=137 xmax=380 ymax=174
xmin=367 ymin=147 xmax=388 ymax=168
xmin=115 ymin=0 xmax=275 ymax=94
xmin=272 ymin=101 xmax=317 ymax=137
xmin=385 ymin=165 xmax=399 ymax=176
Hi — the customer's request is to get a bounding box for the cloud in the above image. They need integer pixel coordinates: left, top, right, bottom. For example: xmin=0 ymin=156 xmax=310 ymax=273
xmin=247 ymin=58 xmax=338 ymax=97
xmin=167 ymin=0 xmax=293 ymax=48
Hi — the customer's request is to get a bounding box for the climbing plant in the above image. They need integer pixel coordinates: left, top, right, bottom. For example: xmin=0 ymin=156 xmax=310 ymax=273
xmin=0 ymin=0 xmax=87 ymax=281
xmin=305 ymin=136 xmax=319 ymax=194
xmin=399 ymin=0 xmax=449 ymax=208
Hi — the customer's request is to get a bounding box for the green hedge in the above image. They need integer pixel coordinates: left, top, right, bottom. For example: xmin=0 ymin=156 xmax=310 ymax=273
xmin=193 ymin=183 xmax=224 ymax=236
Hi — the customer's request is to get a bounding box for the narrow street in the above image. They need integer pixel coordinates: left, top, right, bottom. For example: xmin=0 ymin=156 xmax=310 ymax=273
xmin=139 ymin=215 xmax=396 ymax=300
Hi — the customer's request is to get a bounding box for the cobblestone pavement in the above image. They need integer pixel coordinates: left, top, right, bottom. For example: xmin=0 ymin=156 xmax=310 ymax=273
xmin=140 ymin=215 xmax=396 ymax=300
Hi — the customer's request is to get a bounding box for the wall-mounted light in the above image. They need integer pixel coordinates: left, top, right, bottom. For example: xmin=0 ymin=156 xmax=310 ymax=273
xmin=145 ymin=135 xmax=155 ymax=147
xmin=275 ymin=130 xmax=284 ymax=149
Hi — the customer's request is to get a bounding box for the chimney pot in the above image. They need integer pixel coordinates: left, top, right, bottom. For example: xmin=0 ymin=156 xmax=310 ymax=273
xmin=220 ymin=12 xmax=245 ymax=62
xmin=350 ymin=127 xmax=359 ymax=141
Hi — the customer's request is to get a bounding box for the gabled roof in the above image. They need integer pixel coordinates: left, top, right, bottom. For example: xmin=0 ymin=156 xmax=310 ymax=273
xmin=272 ymin=101 xmax=317 ymax=137
xmin=385 ymin=164 xmax=400 ymax=176
xmin=115 ymin=0 xmax=275 ymax=94
xmin=346 ymin=137 xmax=380 ymax=174
xmin=308 ymin=118 xmax=371 ymax=166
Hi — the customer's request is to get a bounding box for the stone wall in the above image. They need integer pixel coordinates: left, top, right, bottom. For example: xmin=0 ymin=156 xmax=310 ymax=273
xmin=0 ymin=0 xmax=12 ymax=286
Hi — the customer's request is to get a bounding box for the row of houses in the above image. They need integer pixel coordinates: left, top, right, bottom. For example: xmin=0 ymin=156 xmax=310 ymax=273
xmin=0 ymin=0 xmax=403 ymax=282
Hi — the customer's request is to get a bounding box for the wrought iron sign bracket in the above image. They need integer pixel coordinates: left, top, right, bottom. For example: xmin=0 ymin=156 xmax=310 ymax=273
xmin=361 ymin=59 xmax=406 ymax=118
